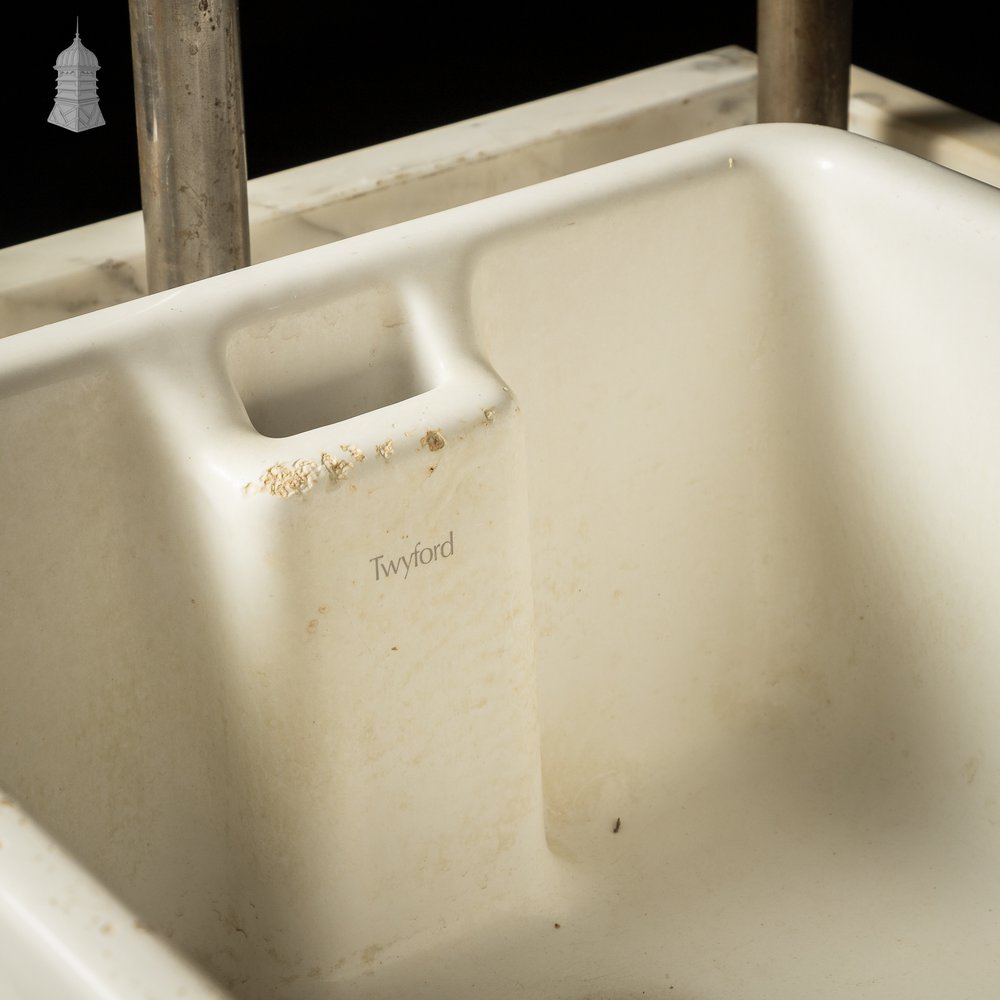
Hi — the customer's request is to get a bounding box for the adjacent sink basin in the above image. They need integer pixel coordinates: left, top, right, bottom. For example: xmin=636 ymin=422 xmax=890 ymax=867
xmin=2 ymin=123 xmax=1000 ymax=999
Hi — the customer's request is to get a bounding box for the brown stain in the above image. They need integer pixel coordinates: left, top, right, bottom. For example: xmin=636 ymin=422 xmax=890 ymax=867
xmin=361 ymin=943 xmax=384 ymax=966
xmin=217 ymin=908 xmax=248 ymax=938
xmin=318 ymin=605 xmax=329 ymax=615
xmin=306 ymin=620 xmax=319 ymax=634
xmin=427 ymin=465 xmax=437 ymax=476
xmin=420 ymin=429 xmax=446 ymax=452
xmin=963 ymin=754 xmax=982 ymax=785
xmin=338 ymin=148 xmax=506 ymax=204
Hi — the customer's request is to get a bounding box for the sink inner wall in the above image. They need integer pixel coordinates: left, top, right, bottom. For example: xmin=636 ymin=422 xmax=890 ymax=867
xmin=3 ymin=130 xmax=1000 ymax=997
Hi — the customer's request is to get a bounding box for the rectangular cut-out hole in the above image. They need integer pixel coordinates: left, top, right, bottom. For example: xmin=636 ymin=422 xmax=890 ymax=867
xmin=226 ymin=284 xmax=433 ymax=438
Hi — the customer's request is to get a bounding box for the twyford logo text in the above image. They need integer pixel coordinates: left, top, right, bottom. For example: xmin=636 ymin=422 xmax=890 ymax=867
xmin=370 ymin=532 xmax=455 ymax=581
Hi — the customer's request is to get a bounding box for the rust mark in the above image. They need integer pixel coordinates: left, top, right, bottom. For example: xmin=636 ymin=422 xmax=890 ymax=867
xmin=420 ymin=429 xmax=446 ymax=452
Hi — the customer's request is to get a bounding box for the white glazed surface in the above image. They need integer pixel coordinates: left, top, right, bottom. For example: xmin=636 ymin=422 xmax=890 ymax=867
xmin=3 ymin=124 xmax=1000 ymax=998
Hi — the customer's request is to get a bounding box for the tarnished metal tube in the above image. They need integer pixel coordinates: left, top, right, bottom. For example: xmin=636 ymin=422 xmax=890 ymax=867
xmin=128 ymin=0 xmax=250 ymax=293
xmin=758 ymin=0 xmax=853 ymax=128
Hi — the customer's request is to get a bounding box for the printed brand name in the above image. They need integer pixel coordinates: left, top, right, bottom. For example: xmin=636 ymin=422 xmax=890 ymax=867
xmin=370 ymin=532 xmax=455 ymax=581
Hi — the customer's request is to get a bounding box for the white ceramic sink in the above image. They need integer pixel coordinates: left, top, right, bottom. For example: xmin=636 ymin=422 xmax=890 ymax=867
xmin=3 ymin=123 xmax=1000 ymax=999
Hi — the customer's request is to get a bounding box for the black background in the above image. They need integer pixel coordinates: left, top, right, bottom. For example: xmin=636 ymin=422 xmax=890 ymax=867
xmin=5 ymin=4 xmax=1000 ymax=249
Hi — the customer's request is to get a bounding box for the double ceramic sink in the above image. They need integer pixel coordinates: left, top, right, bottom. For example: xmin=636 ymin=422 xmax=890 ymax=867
xmin=2 ymin=121 xmax=1000 ymax=998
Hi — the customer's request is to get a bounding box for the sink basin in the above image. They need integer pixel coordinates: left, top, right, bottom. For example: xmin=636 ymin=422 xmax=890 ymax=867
xmin=3 ymin=123 xmax=1000 ymax=998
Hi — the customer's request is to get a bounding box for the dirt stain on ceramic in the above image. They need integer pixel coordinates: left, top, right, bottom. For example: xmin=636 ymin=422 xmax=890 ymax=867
xmin=260 ymin=459 xmax=319 ymax=497
xmin=322 ymin=452 xmax=352 ymax=481
xmin=420 ymin=429 xmax=446 ymax=452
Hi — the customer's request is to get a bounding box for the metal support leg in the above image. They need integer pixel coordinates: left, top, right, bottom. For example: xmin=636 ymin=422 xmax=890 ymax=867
xmin=128 ymin=0 xmax=251 ymax=293
xmin=758 ymin=0 xmax=853 ymax=128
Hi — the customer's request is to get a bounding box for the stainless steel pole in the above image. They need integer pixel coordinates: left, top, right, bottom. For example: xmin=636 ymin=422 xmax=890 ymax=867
xmin=128 ymin=0 xmax=251 ymax=293
xmin=757 ymin=0 xmax=853 ymax=128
